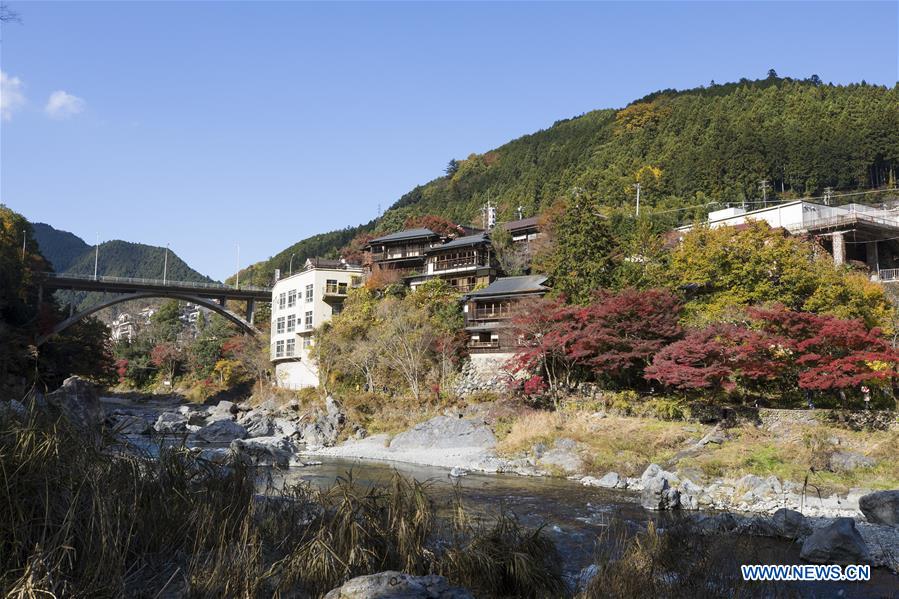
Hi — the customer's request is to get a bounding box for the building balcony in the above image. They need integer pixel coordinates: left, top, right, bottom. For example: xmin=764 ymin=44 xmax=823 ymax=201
xmin=323 ymin=282 xmax=349 ymax=299
xmin=468 ymin=339 xmax=500 ymax=349
xmin=467 ymin=307 xmax=513 ymax=321
xmin=433 ymin=257 xmax=483 ymax=271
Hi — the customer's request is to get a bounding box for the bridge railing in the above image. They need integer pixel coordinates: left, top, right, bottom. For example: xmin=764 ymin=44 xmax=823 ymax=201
xmin=38 ymin=271 xmax=271 ymax=293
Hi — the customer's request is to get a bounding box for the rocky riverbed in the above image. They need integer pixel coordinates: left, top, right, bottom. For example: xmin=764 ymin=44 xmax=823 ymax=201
xmin=97 ymin=387 xmax=899 ymax=577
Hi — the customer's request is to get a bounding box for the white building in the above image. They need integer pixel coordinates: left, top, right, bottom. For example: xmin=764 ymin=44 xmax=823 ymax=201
xmin=678 ymin=200 xmax=899 ymax=277
xmin=270 ymin=258 xmax=363 ymax=389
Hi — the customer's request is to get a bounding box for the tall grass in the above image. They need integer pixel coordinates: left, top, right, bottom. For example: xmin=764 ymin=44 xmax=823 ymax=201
xmin=0 ymin=406 xmax=566 ymax=598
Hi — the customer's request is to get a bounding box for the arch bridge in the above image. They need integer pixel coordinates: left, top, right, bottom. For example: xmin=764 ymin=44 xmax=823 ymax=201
xmin=35 ymin=272 xmax=271 ymax=346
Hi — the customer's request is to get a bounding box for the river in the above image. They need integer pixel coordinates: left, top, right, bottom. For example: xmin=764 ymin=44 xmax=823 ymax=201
xmin=273 ymin=457 xmax=898 ymax=598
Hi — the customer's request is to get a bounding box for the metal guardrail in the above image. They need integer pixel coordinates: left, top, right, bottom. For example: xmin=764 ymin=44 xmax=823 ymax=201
xmin=38 ymin=271 xmax=271 ymax=292
xmin=786 ymin=211 xmax=899 ymax=233
xmin=879 ymin=269 xmax=899 ymax=282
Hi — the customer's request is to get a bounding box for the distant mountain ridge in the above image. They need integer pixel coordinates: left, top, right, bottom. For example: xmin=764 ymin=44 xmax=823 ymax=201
xmin=234 ymin=75 xmax=899 ymax=286
xmin=32 ymin=222 xmax=214 ymax=313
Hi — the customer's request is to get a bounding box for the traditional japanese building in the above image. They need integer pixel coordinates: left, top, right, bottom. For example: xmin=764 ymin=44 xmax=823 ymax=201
xmin=462 ymin=275 xmax=550 ymax=375
xmin=407 ymin=232 xmax=499 ymax=293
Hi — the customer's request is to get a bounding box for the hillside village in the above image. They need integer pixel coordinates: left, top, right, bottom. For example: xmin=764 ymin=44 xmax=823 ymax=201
xmin=269 ymin=193 xmax=899 ymax=395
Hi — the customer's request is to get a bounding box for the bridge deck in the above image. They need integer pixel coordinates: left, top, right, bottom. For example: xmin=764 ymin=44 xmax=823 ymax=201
xmin=37 ymin=272 xmax=271 ymax=302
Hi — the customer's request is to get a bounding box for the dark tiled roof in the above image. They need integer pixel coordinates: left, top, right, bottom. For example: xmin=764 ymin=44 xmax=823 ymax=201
xmin=501 ymin=217 xmax=540 ymax=232
xmin=367 ymin=228 xmax=439 ymax=244
xmin=466 ymin=275 xmax=549 ymax=298
xmin=428 ymin=232 xmax=490 ymax=252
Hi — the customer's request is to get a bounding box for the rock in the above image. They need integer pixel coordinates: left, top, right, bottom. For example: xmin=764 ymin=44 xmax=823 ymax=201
xmin=187 ymin=412 xmax=208 ymax=426
xmin=449 ymin=467 xmax=468 ymax=478
xmin=800 ymin=518 xmax=871 ymax=565
xmin=859 ymin=490 xmax=899 ymax=526
xmin=389 ymin=416 xmax=496 ymax=452
xmin=537 ymin=439 xmax=583 ymax=474
xmin=273 ymin=417 xmax=298 ymax=437
xmin=596 ymin=472 xmax=622 ymax=489
xmin=241 ymin=410 xmax=275 ymax=437
xmin=196 ymin=447 xmax=230 ymax=464
xmin=771 ymin=508 xmax=812 ymax=539
xmin=109 ymin=413 xmax=152 ymax=435
xmin=230 ymin=436 xmax=295 ymax=467
xmin=641 ymin=476 xmax=680 ymax=511
xmin=206 ymin=400 xmax=237 ymax=422
xmin=697 ymin=425 xmax=727 ymax=446
xmin=44 ymin=376 xmax=101 ymax=429
xmin=829 ymin=451 xmax=875 ymax=472
xmin=196 ymin=419 xmax=248 ymax=443
xmin=5 ymin=399 xmax=26 ymax=418
xmin=691 ymin=513 xmax=743 ymax=534
xmin=323 ymin=571 xmax=474 ymax=599
xmin=154 ymin=411 xmax=189 ymax=433
xmin=325 ymin=396 xmax=345 ymax=424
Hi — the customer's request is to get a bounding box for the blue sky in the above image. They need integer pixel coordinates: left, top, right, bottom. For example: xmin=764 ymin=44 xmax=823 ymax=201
xmin=2 ymin=1 xmax=897 ymax=280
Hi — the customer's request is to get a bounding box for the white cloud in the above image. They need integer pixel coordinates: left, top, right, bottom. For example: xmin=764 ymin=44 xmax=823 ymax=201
xmin=45 ymin=90 xmax=86 ymax=119
xmin=1 ymin=71 xmax=26 ymax=121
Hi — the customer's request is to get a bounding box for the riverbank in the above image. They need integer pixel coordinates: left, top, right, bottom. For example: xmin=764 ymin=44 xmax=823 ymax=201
xmin=99 ymin=385 xmax=899 ymax=574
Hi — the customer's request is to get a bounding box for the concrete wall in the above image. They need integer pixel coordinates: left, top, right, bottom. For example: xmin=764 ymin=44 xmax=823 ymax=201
xmin=274 ymin=358 xmax=318 ymax=389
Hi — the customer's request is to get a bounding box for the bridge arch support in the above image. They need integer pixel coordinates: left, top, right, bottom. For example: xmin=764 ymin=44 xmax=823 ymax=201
xmin=36 ymin=292 xmax=262 ymax=346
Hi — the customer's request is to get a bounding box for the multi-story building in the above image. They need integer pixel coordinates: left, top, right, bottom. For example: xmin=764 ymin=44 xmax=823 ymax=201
xmin=363 ymin=228 xmax=443 ymax=276
xmin=407 ymin=232 xmax=498 ymax=293
xmin=270 ymin=257 xmax=363 ymax=389
xmin=677 ymin=200 xmax=899 ymax=280
xmin=462 ymin=275 xmax=550 ymax=375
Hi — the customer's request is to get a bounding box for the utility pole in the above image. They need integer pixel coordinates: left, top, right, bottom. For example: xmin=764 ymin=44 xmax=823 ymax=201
xmin=634 ymin=183 xmax=641 ymax=217
xmin=289 ymin=253 xmax=297 ymax=276
xmin=236 ymin=243 xmax=240 ymax=289
xmin=93 ymin=233 xmax=100 ymax=280
xmin=21 ymin=230 xmax=26 ymax=261
xmin=823 ymin=187 xmax=834 ymax=206
xmin=759 ymin=179 xmax=770 ymax=206
xmin=163 ymin=244 xmax=169 ymax=285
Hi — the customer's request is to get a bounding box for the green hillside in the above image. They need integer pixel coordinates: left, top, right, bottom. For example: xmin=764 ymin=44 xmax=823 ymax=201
xmin=33 ymin=224 xmax=214 ymax=312
xmin=236 ymin=76 xmax=899 ymax=286
xmin=32 ymin=223 xmax=90 ymax=272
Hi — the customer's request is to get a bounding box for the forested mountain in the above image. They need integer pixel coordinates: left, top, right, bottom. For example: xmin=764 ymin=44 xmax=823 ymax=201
xmin=32 ymin=223 xmax=213 ymax=311
xmin=236 ymin=76 xmax=898 ymax=286
xmin=32 ymin=223 xmax=90 ymax=272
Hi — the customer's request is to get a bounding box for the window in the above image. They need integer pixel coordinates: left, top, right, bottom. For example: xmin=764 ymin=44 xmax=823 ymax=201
xmin=286 ymin=314 xmax=296 ymax=332
xmin=331 ymin=302 xmax=343 ymax=316
xmin=275 ymin=340 xmax=285 ymax=358
xmin=305 ymin=284 xmax=314 ymax=302
xmin=287 ymin=289 xmax=297 ymax=307
xmin=285 ymin=338 xmax=295 ymax=356
xmin=302 ymin=337 xmax=312 ymax=349
xmin=305 ymin=311 xmax=313 ymax=330
xmin=278 ymin=292 xmax=286 ymax=310
xmin=276 ymin=316 xmax=285 ymax=334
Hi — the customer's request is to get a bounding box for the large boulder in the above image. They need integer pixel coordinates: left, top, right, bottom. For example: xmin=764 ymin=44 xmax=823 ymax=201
xmin=230 ymin=436 xmax=297 ymax=468
xmin=206 ymin=400 xmax=237 ymax=422
xmin=299 ymin=396 xmax=346 ymax=449
xmin=154 ymin=411 xmax=189 ymax=433
xmin=44 ymin=376 xmax=101 ymax=429
xmin=389 ymin=416 xmax=496 ymax=452
xmin=195 ymin=419 xmax=248 ymax=443
xmin=323 ymin=571 xmax=474 ymax=599
xmin=858 ymin=490 xmax=899 ymax=526
xmin=800 ymin=518 xmax=871 ymax=565
xmin=641 ymin=476 xmax=681 ymax=511
xmin=240 ymin=409 xmax=275 ymax=437
xmin=108 ymin=412 xmax=152 ymax=435
xmin=771 ymin=508 xmax=812 ymax=540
